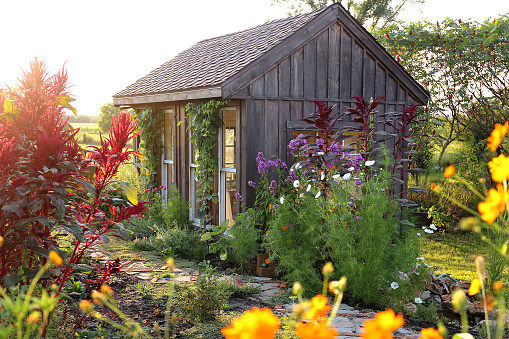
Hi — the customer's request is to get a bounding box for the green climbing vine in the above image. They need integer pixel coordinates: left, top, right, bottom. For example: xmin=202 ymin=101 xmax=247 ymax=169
xmin=134 ymin=106 xmax=164 ymax=190
xmin=186 ymin=100 xmax=228 ymax=224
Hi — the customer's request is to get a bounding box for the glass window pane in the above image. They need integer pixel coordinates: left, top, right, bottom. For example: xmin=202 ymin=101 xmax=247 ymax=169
xmin=167 ymin=163 xmax=174 ymax=187
xmin=165 ymin=113 xmax=173 ymax=161
xmin=192 ymin=169 xmax=204 ymax=220
xmin=224 ymin=172 xmax=236 ymax=226
xmin=222 ymin=110 xmax=236 ymax=168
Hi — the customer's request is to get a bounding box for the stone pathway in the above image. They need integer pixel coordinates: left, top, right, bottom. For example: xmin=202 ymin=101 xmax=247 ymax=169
xmin=83 ymin=242 xmax=422 ymax=338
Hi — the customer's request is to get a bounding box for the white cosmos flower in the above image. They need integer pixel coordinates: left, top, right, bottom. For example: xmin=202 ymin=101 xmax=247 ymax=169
xmin=429 ymin=224 xmax=437 ymax=230
xmin=348 ymin=167 xmax=355 ymax=171
xmin=414 ymin=297 xmax=423 ymax=304
xmin=320 ymin=173 xmax=325 ymax=180
xmin=332 ymin=174 xmax=341 ymax=180
xmin=391 ymin=282 xmax=399 ymax=289
xmin=422 ymin=226 xmax=426 ymax=230
xmin=343 ymin=173 xmax=351 ymax=180
xmin=280 ymin=196 xmax=285 ymax=204
xmin=416 ymin=257 xmax=425 ymax=261
xmin=317 ymin=152 xmax=325 ymax=155
xmin=424 ymin=228 xmax=434 ymax=234
xmin=424 ymin=263 xmax=431 ymax=268
xmin=306 ymin=184 xmax=311 ymax=192
xmin=365 ymin=160 xmax=375 ymax=166
xmin=315 ymin=191 xmax=321 ymax=199
xmin=293 ymin=180 xmax=300 ymax=188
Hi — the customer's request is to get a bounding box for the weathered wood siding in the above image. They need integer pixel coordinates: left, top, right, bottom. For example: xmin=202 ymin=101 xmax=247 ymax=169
xmin=232 ymin=22 xmax=419 ymax=203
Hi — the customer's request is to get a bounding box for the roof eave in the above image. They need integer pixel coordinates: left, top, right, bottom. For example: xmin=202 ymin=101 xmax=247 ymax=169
xmin=112 ymin=86 xmax=222 ymax=107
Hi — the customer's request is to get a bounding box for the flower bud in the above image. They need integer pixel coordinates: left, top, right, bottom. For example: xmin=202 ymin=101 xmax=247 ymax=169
xmin=493 ymin=281 xmax=504 ymax=293
xmin=91 ymin=291 xmax=104 ymax=304
xmin=166 ymin=257 xmax=175 ymax=272
xmin=101 ymin=284 xmax=112 ymax=295
xmin=27 ymin=311 xmax=41 ymax=324
xmin=0 ymin=236 xmax=4 ymax=248
xmin=49 ymin=250 xmax=62 ymax=266
xmin=323 ymin=262 xmax=334 ymax=276
xmin=293 ymin=282 xmax=303 ymax=295
xmin=79 ymin=300 xmax=93 ymax=313
xmin=475 ymin=256 xmax=486 ymax=277
xmin=459 ymin=217 xmax=481 ymax=233
xmin=452 ymin=289 xmax=467 ymax=311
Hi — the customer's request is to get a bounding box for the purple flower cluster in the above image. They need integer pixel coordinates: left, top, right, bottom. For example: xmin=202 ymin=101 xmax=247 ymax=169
xmin=285 ymin=171 xmax=298 ymax=183
xmin=268 ymin=180 xmax=278 ymax=195
xmin=256 ymin=152 xmax=268 ymax=174
xmin=288 ymin=137 xmax=309 ymax=157
xmin=235 ymin=192 xmax=244 ymax=200
xmin=248 ymin=181 xmax=256 ymax=187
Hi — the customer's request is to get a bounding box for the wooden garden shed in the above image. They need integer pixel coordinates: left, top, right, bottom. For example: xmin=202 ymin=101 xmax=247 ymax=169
xmin=113 ymin=3 xmax=429 ymax=226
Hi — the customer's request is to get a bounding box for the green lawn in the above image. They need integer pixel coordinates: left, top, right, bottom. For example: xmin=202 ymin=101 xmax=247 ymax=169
xmin=419 ymin=231 xmax=489 ymax=281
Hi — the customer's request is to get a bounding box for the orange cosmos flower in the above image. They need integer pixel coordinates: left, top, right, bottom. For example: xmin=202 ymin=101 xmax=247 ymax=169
xmin=221 ymin=307 xmax=281 ymax=339
xmin=493 ymin=280 xmax=504 ymax=293
xmin=468 ymin=278 xmax=482 ymax=296
xmin=302 ymin=295 xmax=331 ymax=321
xmin=487 ymin=121 xmax=509 ymax=151
xmin=443 ymin=166 xmax=455 ymax=177
xmin=283 ymin=225 xmax=288 ymax=231
xmin=361 ymin=308 xmax=404 ymax=339
xmin=418 ymin=327 xmax=443 ymax=339
xmin=265 ymin=258 xmax=270 ymax=264
xmin=79 ymin=300 xmax=93 ymax=313
xmin=295 ymin=320 xmax=338 ymax=339
xmin=489 ymin=154 xmax=509 ymax=183
xmin=49 ymin=250 xmax=62 ymax=265
xmin=478 ymin=184 xmax=508 ymax=224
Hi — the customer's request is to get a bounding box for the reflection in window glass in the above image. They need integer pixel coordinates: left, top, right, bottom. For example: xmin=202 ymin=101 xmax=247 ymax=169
xmin=192 ymin=168 xmax=204 ymax=220
xmin=164 ymin=113 xmax=174 ymax=161
xmin=224 ymin=172 xmax=236 ymax=226
xmin=222 ymin=111 xmax=236 ymax=169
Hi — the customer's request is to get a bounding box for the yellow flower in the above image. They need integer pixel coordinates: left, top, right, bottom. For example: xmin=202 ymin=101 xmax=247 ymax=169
xmin=328 ymin=277 xmax=347 ymax=295
xmin=91 ymin=291 xmax=104 ymax=304
xmin=101 ymin=284 xmax=112 ymax=295
xmin=221 ymin=307 xmax=281 ymax=339
xmin=361 ymin=308 xmax=404 ymax=339
xmin=489 ymin=154 xmax=509 ymax=183
xmin=478 ymin=184 xmax=508 ymax=224
xmin=468 ymin=278 xmax=482 ymax=296
xmin=302 ymin=295 xmax=331 ymax=321
xmin=443 ymin=166 xmax=455 ymax=177
xmin=493 ymin=280 xmax=504 ymax=293
xmin=49 ymin=250 xmax=62 ymax=266
xmin=295 ymin=320 xmax=338 ymax=339
xmin=487 ymin=121 xmax=509 ymax=151
xmin=418 ymin=327 xmax=443 ymax=339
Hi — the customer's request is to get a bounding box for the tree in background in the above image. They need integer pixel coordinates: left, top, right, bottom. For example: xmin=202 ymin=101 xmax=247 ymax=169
xmin=272 ymin=0 xmax=424 ymax=30
xmin=98 ymin=102 xmax=120 ymax=133
xmin=376 ymin=15 xmax=509 ymax=165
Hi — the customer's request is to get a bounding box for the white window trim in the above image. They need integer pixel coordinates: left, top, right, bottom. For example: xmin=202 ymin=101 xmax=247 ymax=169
xmin=189 ymin=138 xmax=201 ymax=226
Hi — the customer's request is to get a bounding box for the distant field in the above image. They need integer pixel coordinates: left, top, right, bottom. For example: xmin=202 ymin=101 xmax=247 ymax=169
xmin=70 ymin=122 xmax=101 ymax=132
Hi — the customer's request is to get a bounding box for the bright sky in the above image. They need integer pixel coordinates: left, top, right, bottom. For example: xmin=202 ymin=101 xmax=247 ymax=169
xmin=1 ymin=0 xmax=508 ymax=116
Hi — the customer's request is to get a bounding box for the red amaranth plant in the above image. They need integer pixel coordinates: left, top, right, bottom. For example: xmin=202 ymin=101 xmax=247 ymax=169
xmin=0 ymin=59 xmax=148 ymax=336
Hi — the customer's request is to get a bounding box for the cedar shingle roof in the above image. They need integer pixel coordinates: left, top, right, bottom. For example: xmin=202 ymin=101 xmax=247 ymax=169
xmin=114 ymin=8 xmax=326 ymax=97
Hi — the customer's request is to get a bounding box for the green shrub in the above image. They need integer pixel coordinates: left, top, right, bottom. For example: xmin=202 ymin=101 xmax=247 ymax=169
xmin=228 ymin=209 xmax=260 ymax=271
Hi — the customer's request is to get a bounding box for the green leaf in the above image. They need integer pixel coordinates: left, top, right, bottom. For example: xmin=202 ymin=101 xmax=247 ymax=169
xmin=56 ymin=95 xmax=77 ymax=115
xmin=118 ymin=181 xmax=138 ymax=205
xmin=1 ymin=202 xmax=24 ymax=217
xmin=3 ymin=97 xmax=20 ymax=117
xmin=3 ymin=274 xmax=21 ymax=289
xmin=201 ymin=232 xmax=213 ymax=242
xmin=220 ymin=250 xmax=228 ymax=261
xmin=74 ymin=178 xmax=96 ymax=197
xmin=64 ymin=223 xmax=85 ymax=242
xmin=67 ymin=263 xmax=94 ymax=273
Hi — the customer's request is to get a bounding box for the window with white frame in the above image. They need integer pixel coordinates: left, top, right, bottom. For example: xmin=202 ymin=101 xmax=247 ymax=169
xmin=219 ymin=108 xmax=237 ymax=228
xmin=189 ymin=133 xmax=204 ymax=225
xmin=161 ymin=108 xmax=175 ymax=200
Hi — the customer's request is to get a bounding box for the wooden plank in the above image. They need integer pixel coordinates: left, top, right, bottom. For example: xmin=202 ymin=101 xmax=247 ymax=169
xmin=386 ymin=74 xmax=398 ymax=102
xmin=265 ymin=100 xmax=279 ymax=160
xmin=290 ymin=100 xmax=303 ymax=121
xmin=364 ymin=53 xmax=376 ymax=100
xmin=303 ymin=38 xmax=317 ymax=99
xmin=251 ymin=76 xmax=264 ymax=97
xmin=179 ymin=103 xmax=188 ymax=201
xmin=397 ymin=84 xmax=407 ymax=103
xmin=340 ymin=27 xmax=352 ymax=99
xmin=279 ymin=100 xmax=291 ymax=164
xmin=328 ymin=24 xmax=340 ymax=99
xmin=304 ymin=101 xmax=316 ymax=120
xmin=244 ymin=99 xmax=264 ymax=207
xmin=375 ymin=63 xmax=386 ymax=99
xmin=351 ymin=41 xmax=363 ymax=97
xmin=239 ymin=100 xmax=247 ymax=211
xmin=290 ymin=48 xmax=304 ymax=98
xmin=265 ymin=67 xmax=279 ymax=97
xmin=316 ymin=29 xmax=329 ymax=99
xmin=279 ymin=57 xmax=291 ymax=98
